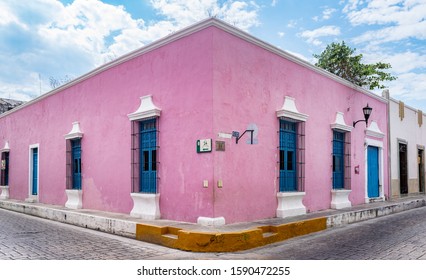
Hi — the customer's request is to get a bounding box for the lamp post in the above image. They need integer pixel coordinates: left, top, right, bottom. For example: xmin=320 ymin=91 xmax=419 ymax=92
xmin=353 ymin=104 xmax=372 ymax=127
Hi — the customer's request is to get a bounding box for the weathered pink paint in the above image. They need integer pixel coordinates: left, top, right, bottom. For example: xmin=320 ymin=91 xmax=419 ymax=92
xmin=0 ymin=19 xmax=389 ymax=224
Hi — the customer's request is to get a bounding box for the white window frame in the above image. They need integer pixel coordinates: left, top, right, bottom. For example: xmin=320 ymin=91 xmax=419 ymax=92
xmin=27 ymin=143 xmax=40 ymax=202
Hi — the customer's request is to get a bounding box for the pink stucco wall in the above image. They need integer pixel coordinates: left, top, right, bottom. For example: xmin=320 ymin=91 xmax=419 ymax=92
xmin=209 ymin=28 xmax=388 ymax=222
xmin=0 ymin=21 xmax=389 ymax=224
xmin=0 ymin=27 xmax=216 ymax=222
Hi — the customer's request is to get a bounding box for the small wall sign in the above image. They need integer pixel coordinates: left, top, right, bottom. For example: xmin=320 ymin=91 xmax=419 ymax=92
xmin=216 ymin=141 xmax=225 ymax=151
xmin=197 ymin=139 xmax=212 ymax=153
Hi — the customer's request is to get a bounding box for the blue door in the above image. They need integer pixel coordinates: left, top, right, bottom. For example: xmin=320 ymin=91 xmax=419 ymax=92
xmin=333 ymin=131 xmax=345 ymax=189
xmin=72 ymin=139 xmax=81 ymax=190
xmin=32 ymin=148 xmax=38 ymax=195
xmin=140 ymin=119 xmax=157 ymax=193
xmin=367 ymin=146 xmax=379 ymax=198
xmin=279 ymin=120 xmax=297 ymax=192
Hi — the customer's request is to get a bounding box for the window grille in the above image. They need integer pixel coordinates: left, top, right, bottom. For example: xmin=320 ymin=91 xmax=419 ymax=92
xmin=66 ymin=140 xmax=72 ymax=189
xmin=332 ymin=130 xmax=351 ymax=190
xmin=278 ymin=119 xmax=305 ymax=192
xmin=66 ymin=139 xmax=82 ymax=190
xmin=131 ymin=118 xmax=159 ymax=193
xmin=1 ymin=151 xmax=9 ymax=186
xmin=344 ymin=132 xmax=351 ymax=190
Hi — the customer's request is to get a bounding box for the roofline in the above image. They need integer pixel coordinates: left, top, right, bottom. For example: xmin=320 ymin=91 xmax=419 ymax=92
xmin=1 ymin=18 xmax=387 ymax=118
xmin=388 ymin=95 xmax=425 ymax=116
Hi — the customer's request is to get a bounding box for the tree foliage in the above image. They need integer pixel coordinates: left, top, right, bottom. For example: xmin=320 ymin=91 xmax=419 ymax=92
xmin=49 ymin=75 xmax=73 ymax=89
xmin=313 ymin=41 xmax=396 ymax=90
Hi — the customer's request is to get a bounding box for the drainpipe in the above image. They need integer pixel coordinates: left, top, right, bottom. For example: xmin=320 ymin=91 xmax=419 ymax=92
xmin=382 ymin=89 xmax=392 ymax=201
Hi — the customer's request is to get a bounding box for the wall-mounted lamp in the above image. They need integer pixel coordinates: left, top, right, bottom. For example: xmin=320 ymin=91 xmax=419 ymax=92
xmin=353 ymin=104 xmax=372 ymax=127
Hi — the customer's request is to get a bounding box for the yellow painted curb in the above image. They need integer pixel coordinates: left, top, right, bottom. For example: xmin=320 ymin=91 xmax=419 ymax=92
xmin=136 ymin=217 xmax=327 ymax=252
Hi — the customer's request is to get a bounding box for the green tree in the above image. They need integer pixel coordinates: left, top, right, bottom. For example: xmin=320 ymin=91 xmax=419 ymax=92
xmin=313 ymin=41 xmax=396 ymax=90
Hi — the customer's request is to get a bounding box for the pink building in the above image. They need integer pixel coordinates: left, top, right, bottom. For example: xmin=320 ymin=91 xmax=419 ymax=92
xmin=0 ymin=19 xmax=389 ymax=225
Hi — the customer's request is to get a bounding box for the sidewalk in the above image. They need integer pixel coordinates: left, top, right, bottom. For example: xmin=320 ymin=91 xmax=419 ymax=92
xmin=1 ymin=195 xmax=425 ymax=252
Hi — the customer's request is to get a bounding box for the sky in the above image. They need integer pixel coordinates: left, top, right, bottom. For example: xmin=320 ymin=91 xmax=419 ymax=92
xmin=0 ymin=0 xmax=425 ymax=110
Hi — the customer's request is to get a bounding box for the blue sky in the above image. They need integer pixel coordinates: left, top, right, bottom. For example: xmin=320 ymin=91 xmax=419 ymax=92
xmin=1 ymin=0 xmax=425 ymax=110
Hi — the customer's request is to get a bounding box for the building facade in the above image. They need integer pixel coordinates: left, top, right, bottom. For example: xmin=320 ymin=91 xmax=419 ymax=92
xmin=385 ymin=91 xmax=426 ymax=198
xmin=0 ymin=19 xmax=389 ymax=225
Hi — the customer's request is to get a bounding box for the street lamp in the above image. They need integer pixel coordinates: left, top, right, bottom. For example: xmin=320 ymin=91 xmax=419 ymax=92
xmin=353 ymin=104 xmax=372 ymax=127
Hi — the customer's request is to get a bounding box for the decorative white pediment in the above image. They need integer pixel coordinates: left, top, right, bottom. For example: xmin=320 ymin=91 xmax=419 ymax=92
xmin=128 ymin=95 xmax=161 ymax=121
xmin=1 ymin=141 xmax=10 ymax=152
xmin=64 ymin=122 xmax=83 ymax=140
xmin=365 ymin=121 xmax=385 ymax=139
xmin=331 ymin=112 xmax=353 ymax=132
xmin=276 ymin=96 xmax=309 ymax=122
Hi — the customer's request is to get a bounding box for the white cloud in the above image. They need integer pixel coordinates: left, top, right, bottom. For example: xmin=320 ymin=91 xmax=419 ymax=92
xmin=363 ymin=51 xmax=426 ymax=74
xmin=287 ymin=19 xmax=297 ymax=28
xmin=322 ymin=8 xmax=337 ymax=20
xmin=386 ymin=72 xmax=426 ymax=102
xmin=352 ymin=20 xmax=426 ymax=45
xmin=342 ymin=0 xmax=426 ymax=110
xmin=299 ymin=25 xmax=341 ymax=45
xmin=345 ymin=0 xmax=426 ymax=44
xmin=346 ymin=0 xmax=426 ymax=26
xmin=278 ymin=31 xmax=285 ymax=37
xmin=0 ymin=2 xmax=27 ymax=29
xmin=0 ymin=0 xmax=260 ymax=101
xmin=150 ymin=0 xmax=260 ymax=31
xmin=313 ymin=7 xmax=337 ymax=21
xmin=271 ymin=0 xmax=278 ymax=7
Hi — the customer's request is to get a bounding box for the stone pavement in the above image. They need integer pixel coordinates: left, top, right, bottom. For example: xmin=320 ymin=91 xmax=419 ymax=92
xmin=0 ymin=195 xmax=425 ymax=253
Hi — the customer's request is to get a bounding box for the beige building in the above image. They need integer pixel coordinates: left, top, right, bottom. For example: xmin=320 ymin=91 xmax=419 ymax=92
xmin=384 ymin=90 xmax=426 ymax=198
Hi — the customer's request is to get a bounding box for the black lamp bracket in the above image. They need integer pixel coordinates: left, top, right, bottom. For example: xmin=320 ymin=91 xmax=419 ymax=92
xmin=232 ymin=129 xmax=254 ymax=144
xmin=353 ymin=119 xmax=367 ymax=127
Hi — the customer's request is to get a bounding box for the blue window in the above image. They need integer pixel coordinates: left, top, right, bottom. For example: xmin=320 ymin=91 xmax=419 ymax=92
xmin=66 ymin=139 xmax=82 ymax=190
xmin=139 ymin=119 xmax=157 ymax=193
xmin=1 ymin=151 xmax=9 ymax=186
xmin=333 ymin=131 xmax=345 ymax=189
xmin=71 ymin=139 xmax=82 ymax=190
xmin=32 ymin=148 xmax=38 ymax=195
xmin=279 ymin=120 xmax=297 ymax=192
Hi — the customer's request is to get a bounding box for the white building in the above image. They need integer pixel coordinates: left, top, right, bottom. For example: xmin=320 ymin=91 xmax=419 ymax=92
xmin=385 ymin=90 xmax=426 ymax=198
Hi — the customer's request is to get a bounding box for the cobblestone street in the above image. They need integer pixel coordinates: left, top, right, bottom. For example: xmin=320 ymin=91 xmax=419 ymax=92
xmin=2 ymin=206 xmax=426 ymax=260
xmin=0 ymin=208 xmax=182 ymax=260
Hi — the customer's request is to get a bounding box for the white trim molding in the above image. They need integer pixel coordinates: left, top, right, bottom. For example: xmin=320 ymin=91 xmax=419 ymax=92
xmin=65 ymin=189 xmax=83 ymax=209
xmin=0 ymin=185 xmax=9 ymax=200
xmin=276 ymin=96 xmax=309 ymax=122
xmin=1 ymin=141 xmax=10 ymax=152
xmin=128 ymin=95 xmax=161 ymax=121
xmin=276 ymin=192 xmax=307 ymax=218
xmin=365 ymin=121 xmax=385 ymax=139
xmin=331 ymin=112 xmax=353 ymax=132
xmin=130 ymin=193 xmax=161 ymax=220
xmin=331 ymin=189 xmax=352 ymax=209
xmin=26 ymin=143 xmax=40 ymax=203
xmin=64 ymin=122 xmax=84 ymax=140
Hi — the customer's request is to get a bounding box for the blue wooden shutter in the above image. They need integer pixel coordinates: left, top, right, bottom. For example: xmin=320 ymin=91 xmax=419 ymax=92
xmin=71 ymin=139 xmax=82 ymax=190
xmin=32 ymin=148 xmax=38 ymax=195
xmin=333 ymin=131 xmax=345 ymax=189
xmin=279 ymin=120 xmax=297 ymax=192
xmin=140 ymin=119 xmax=157 ymax=193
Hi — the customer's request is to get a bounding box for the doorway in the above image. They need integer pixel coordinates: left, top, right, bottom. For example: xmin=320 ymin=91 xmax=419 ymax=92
xmin=399 ymin=143 xmax=408 ymax=194
xmin=367 ymin=146 xmax=379 ymax=198
xmin=418 ymin=148 xmax=425 ymax=193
